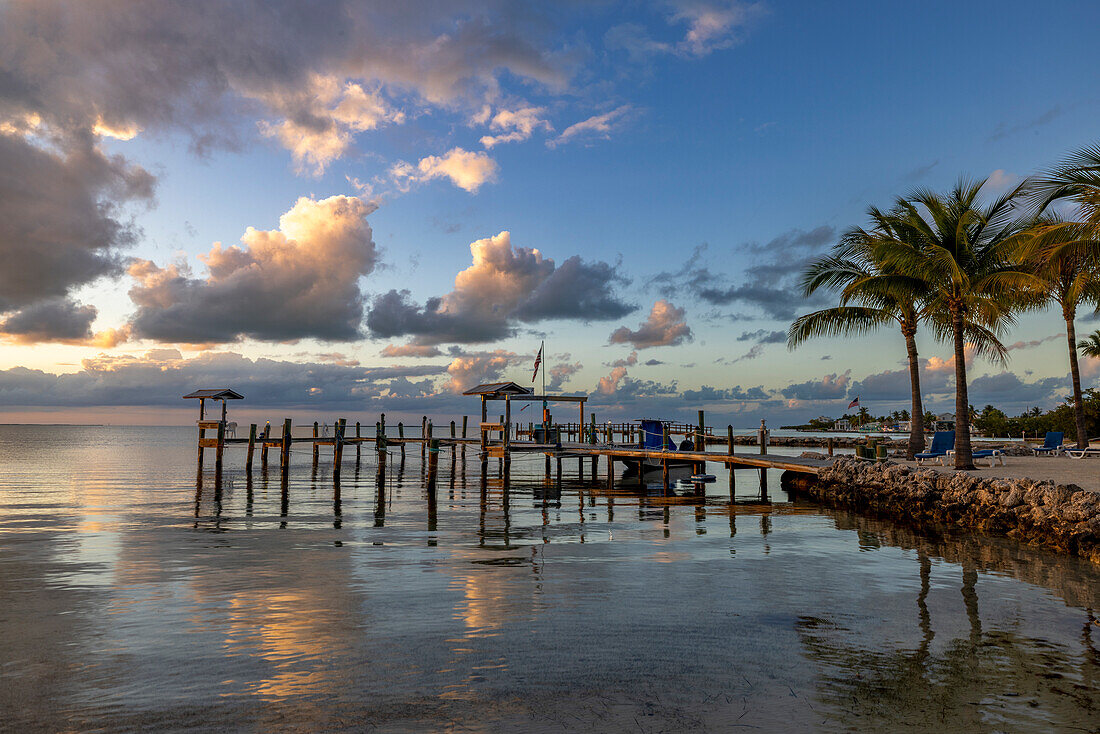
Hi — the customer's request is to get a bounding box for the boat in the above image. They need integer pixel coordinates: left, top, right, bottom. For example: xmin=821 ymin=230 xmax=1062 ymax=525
xmin=619 ymin=418 xmax=697 ymax=482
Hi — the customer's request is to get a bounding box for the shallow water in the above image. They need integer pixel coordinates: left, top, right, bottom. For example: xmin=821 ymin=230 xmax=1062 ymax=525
xmin=0 ymin=425 xmax=1096 ymax=732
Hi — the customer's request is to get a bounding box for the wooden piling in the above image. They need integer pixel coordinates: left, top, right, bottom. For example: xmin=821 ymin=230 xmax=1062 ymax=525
xmin=313 ymin=421 xmax=320 ymax=469
xmin=428 ymin=438 xmax=439 ymax=490
xmin=421 ymin=416 xmax=427 ymax=463
xmin=398 ymin=422 xmax=406 ymax=459
xmin=280 ymin=418 xmax=292 ymax=469
xmin=607 ymin=456 xmax=615 ymax=490
xmin=215 ymin=420 xmax=225 ymax=475
xmin=356 ymin=421 xmax=362 ymax=462
xmin=758 ymin=420 xmax=767 ymax=455
xmin=727 ymin=424 xmax=734 ymax=493
xmin=662 ymin=424 xmax=670 ymax=495
xmin=333 ymin=418 xmax=346 ymax=474
xmin=246 ymin=423 xmax=257 ymax=472
xmin=827 ymin=437 xmax=834 ymax=457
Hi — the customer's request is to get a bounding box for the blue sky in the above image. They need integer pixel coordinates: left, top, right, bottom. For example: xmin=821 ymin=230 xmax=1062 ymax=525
xmin=1 ymin=0 xmax=1098 ymax=424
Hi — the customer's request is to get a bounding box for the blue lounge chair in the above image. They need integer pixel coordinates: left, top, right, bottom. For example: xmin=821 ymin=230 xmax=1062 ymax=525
xmin=1032 ymin=432 xmax=1064 ymax=456
xmin=915 ymin=431 xmax=954 ymax=465
xmin=970 ymin=448 xmax=1005 ymax=466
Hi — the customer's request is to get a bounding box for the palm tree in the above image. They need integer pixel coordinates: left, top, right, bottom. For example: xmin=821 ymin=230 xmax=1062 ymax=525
xmin=1017 ymin=216 xmax=1100 ymax=449
xmin=789 ymin=210 xmax=931 ymax=459
xmin=1031 ymin=142 xmax=1100 ymax=230
xmin=1078 ymin=330 xmax=1100 ymax=358
xmin=874 ymin=179 xmax=1041 ymax=469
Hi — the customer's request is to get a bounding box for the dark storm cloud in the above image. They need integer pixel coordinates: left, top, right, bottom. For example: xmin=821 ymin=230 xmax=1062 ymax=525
xmin=780 ymin=371 xmax=851 ymax=401
xmin=512 ymin=256 xmax=634 ymax=322
xmin=0 ymin=132 xmax=153 ymax=333
xmin=0 ymin=298 xmax=97 ymax=343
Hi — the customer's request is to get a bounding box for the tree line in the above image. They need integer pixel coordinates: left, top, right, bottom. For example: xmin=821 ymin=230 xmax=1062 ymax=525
xmin=788 ymin=143 xmax=1100 ymax=469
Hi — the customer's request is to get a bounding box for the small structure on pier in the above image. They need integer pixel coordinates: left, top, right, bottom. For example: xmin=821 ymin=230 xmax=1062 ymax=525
xmin=463 ymin=382 xmax=588 ymax=445
xmin=183 ymin=387 xmax=243 ymax=422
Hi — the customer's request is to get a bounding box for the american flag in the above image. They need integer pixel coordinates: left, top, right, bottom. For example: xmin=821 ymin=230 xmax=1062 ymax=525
xmin=848 ymin=397 xmax=860 ymax=410
xmin=532 ymin=343 xmax=543 ymax=382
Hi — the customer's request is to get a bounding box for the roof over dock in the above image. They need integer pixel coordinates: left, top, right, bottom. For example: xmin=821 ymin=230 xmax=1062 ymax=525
xmin=183 ymin=388 xmax=244 ymax=400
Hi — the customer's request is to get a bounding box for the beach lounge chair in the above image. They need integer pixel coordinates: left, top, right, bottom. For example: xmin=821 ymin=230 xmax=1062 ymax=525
xmin=970 ymin=448 xmax=1005 ymax=467
xmin=1032 ymin=432 xmax=1064 ymax=456
xmin=1065 ymin=439 xmax=1100 ymax=459
xmin=915 ymin=431 xmax=954 ymax=465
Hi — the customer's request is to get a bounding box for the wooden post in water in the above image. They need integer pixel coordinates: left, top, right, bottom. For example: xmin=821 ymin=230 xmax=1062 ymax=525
xmin=695 ymin=409 xmax=705 ymax=475
xmin=450 ymin=420 xmax=456 ymax=452
xmin=398 ymin=422 xmax=406 ymax=460
xmin=333 ymin=418 xmax=346 ymax=475
xmin=280 ymin=418 xmax=292 ymax=470
xmin=261 ymin=421 xmax=270 ymax=469
xmin=421 ymin=416 xmax=427 ymax=463
xmin=246 ymin=423 xmax=257 ymax=472
xmin=313 ymin=421 xmax=320 ymax=469
xmin=215 ymin=419 xmax=226 ymax=475
xmin=590 ymin=413 xmax=598 ymax=474
xmin=428 ymin=438 xmax=439 ymax=491
xmin=607 ymin=456 xmax=615 ymax=490
xmin=727 ymin=424 xmax=734 ymax=494
xmin=758 ymin=419 xmax=767 ymax=455
xmin=827 ymin=437 xmax=834 ymax=457
xmin=662 ymin=423 xmax=670 ymax=495
xmin=196 ymin=397 xmax=206 ymax=471
xmin=376 ymin=423 xmax=387 ymax=484
xmin=355 ymin=421 xmax=362 ymax=463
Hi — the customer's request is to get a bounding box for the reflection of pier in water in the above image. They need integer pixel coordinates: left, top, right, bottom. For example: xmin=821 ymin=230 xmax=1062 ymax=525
xmin=796 ymin=513 xmax=1099 ymax=729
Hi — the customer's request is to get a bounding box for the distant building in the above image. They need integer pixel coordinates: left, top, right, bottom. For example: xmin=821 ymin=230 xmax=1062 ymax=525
xmin=834 ymin=418 xmax=851 ymax=431
xmin=934 ymin=413 xmax=956 ymax=432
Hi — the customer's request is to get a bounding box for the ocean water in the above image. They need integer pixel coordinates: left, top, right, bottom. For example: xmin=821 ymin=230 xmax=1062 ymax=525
xmin=0 ymin=425 xmax=1096 ymax=732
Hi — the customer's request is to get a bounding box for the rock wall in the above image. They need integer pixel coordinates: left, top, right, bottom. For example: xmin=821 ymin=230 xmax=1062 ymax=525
xmin=788 ymin=457 xmax=1100 ymax=564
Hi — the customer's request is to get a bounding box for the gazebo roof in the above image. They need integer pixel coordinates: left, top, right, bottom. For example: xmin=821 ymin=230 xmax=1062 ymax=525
xmin=462 ymin=382 xmax=534 ymax=396
xmin=182 ymin=388 xmax=245 ymax=400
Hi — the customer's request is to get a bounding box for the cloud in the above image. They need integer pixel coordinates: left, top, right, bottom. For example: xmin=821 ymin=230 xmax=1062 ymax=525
xmin=128 ymin=195 xmax=378 ymax=343
xmin=737 ymin=329 xmax=785 ymax=344
xmin=609 ymin=351 xmax=639 ymax=368
xmin=257 ymin=75 xmax=405 ymax=175
xmin=549 ymin=105 xmax=632 ymax=147
xmin=0 ymin=132 xmax=154 ymax=338
xmin=672 ymin=0 xmax=766 ymax=56
xmin=0 ymin=298 xmax=97 ymax=345
xmin=650 ymin=226 xmax=836 ymax=320
xmin=608 ymin=299 xmax=692 ymax=349
xmin=444 ymin=349 xmax=523 ymax=393
xmin=392 ymin=147 xmax=499 ymax=193
xmin=605 ymin=1 xmax=765 ymax=59
xmin=643 ymin=358 xmax=664 ymax=366
xmin=984 ymin=169 xmax=1021 ymax=194
xmin=902 ymin=160 xmax=938 ymax=182
xmin=381 ymin=343 xmax=443 ymax=358
xmin=1006 ymin=334 xmax=1063 ymax=352
xmin=367 ymin=231 xmax=633 ymax=345
xmin=988 ymin=106 xmax=1063 ymax=142
xmin=548 ymin=361 xmax=581 ymax=390
xmin=780 ymin=371 xmax=851 ymax=402
xmin=0 ymin=349 xmax=448 ymax=409
xmin=479 ymin=106 xmax=552 ymax=148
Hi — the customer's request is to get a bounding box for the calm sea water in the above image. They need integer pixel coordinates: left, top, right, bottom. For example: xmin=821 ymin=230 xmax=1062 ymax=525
xmin=0 ymin=425 xmax=1096 ymax=732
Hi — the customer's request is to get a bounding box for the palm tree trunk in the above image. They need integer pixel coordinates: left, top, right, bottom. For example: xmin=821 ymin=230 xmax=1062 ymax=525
xmin=1065 ymin=310 xmax=1088 ymax=450
xmin=952 ymin=312 xmax=974 ymax=469
xmin=903 ymin=327 xmax=925 ymax=460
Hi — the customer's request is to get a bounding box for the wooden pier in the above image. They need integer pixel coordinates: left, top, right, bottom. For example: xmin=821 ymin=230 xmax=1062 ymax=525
xmin=185 ymin=385 xmax=827 ymax=496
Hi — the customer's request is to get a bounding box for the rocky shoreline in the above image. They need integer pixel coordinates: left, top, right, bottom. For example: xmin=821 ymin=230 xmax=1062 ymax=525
xmin=785 ymin=457 xmax=1100 ymax=564
xmin=720 ymin=434 xmax=1022 ymax=450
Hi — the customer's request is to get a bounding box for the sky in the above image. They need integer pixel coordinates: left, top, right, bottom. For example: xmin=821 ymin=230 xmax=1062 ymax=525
xmin=1 ymin=0 xmax=1099 ymax=426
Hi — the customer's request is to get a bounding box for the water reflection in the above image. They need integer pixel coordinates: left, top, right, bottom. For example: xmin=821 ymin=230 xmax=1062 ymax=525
xmin=0 ymin=426 xmax=1095 ymax=731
